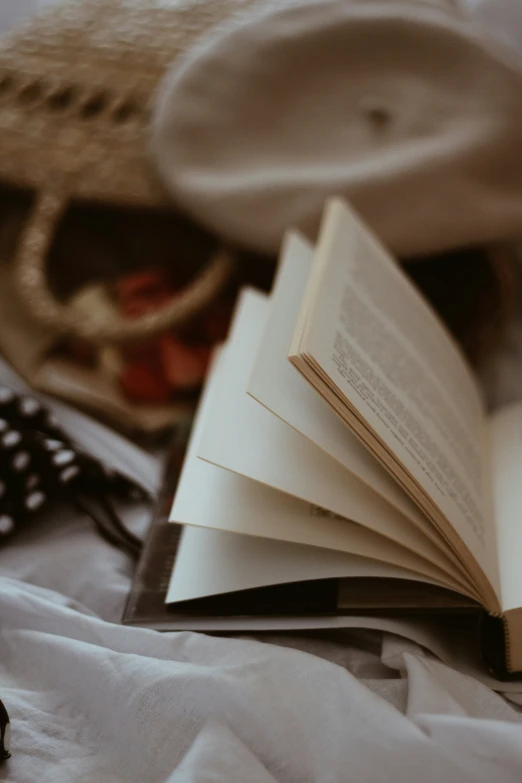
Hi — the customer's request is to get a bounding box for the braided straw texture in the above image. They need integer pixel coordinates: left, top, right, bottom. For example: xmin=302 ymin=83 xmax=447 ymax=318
xmin=0 ymin=0 xmax=270 ymax=341
xmin=0 ymin=0 xmax=263 ymax=205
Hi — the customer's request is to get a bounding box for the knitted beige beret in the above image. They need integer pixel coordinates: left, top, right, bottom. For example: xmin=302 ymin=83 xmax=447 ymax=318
xmin=151 ymin=0 xmax=522 ymax=258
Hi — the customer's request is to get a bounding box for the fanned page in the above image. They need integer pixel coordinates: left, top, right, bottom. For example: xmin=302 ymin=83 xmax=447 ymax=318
xmin=198 ymin=284 xmax=468 ymax=582
xmin=169 ymin=296 xmax=477 ymax=600
xmin=166 ymin=526 xmax=456 ymax=604
xmin=289 ymin=200 xmax=500 ymax=613
xmin=248 ymin=231 xmax=453 ymax=557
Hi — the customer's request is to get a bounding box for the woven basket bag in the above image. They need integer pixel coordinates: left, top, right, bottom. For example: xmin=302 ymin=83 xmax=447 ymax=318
xmin=0 ymin=0 xmax=260 ymax=434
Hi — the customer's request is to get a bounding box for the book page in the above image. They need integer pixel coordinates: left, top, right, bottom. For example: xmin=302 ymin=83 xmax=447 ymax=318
xmin=166 ymin=526 xmax=451 ymax=604
xmin=249 ymin=231 xmax=428 ymax=529
xmin=169 ymin=332 xmax=476 ymax=598
xmin=294 ymin=200 xmax=498 ymax=601
xmin=199 ymin=287 xmax=463 ymax=574
xmin=488 ymin=402 xmax=522 ymax=612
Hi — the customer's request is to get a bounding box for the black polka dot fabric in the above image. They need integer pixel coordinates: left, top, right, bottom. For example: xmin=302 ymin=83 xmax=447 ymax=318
xmin=0 ymin=386 xmax=148 ymax=554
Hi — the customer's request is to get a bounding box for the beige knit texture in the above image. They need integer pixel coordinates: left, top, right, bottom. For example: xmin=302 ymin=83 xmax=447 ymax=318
xmin=152 ymin=0 xmax=522 ymax=257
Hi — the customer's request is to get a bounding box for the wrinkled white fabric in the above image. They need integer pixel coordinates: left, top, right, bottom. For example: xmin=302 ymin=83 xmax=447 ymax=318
xmin=2 ymin=576 xmax=522 ymax=783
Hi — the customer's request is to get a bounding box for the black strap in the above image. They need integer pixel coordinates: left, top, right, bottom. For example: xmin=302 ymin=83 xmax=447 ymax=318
xmin=0 ymin=698 xmax=10 ymax=761
xmin=0 ymin=385 xmax=148 ymax=554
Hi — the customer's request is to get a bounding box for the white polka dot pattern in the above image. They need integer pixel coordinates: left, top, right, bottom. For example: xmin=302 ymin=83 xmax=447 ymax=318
xmin=2 ymin=431 xmax=21 ymax=448
xmin=12 ymin=451 xmax=30 ymax=472
xmin=18 ymin=398 xmax=40 ymax=416
xmin=25 ymin=491 xmax=46 ymax=511
xmin=25 ymin=474 xmax=40 ymax=490
xmin=52 ymin=449 xmax=75 ymax=466
xmin=0 ymin=384 xmax=148 ymax=547
xmin=0 ymin=515 xmax=14 ymax=535
xmin=60 ymin=465 xmax=80 ymax=484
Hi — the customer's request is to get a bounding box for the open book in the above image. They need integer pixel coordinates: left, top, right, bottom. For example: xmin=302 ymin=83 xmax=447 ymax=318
xmin=166 ymin=199 xmax=522 ymax=674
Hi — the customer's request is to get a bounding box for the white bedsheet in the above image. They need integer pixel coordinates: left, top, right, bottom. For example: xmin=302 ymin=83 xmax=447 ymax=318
xmin=2 ymin=573 xmax=522 ymax=783
xmin=3 ymin=1 xmax=522 ymax=781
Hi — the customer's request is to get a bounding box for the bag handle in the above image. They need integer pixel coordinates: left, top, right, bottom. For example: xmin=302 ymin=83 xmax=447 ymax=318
xmin=13 ymin=175 xmax=233 ymax=344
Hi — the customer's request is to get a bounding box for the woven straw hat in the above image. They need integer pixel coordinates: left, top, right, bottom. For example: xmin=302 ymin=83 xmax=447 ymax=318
xmin=0 ymin=0 xmax=264 ymax=344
